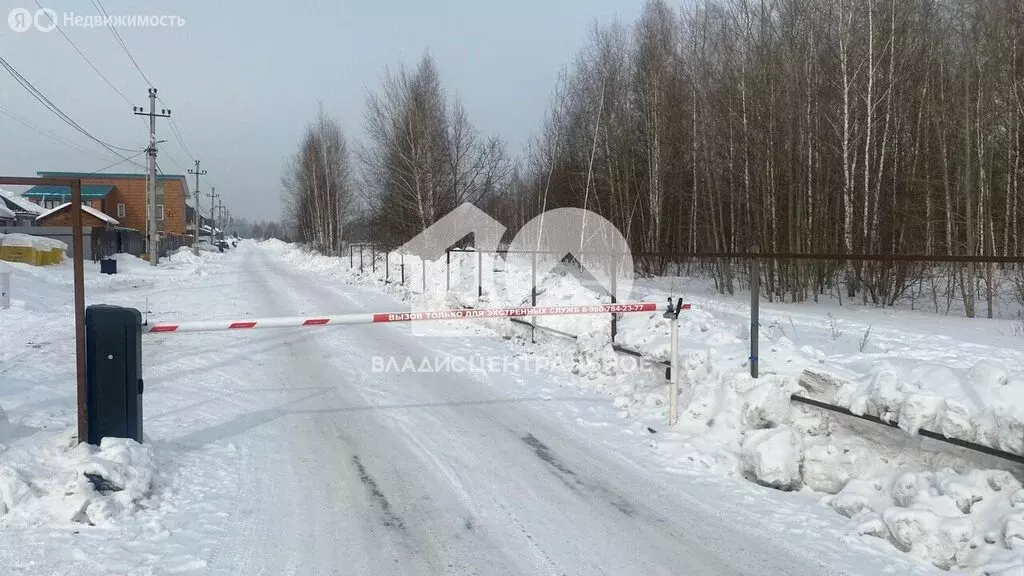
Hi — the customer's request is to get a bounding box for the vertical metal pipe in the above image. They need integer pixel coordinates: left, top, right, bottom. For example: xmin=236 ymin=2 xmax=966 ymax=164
xmin=668 ymin=313 xmax=679 ymax=426
xmin=0 ymin=269 xmax=10 ymax=309
xmin=610 ymin=254 xmax=617 ymax=342
xmin=531 ymin=250 xmax=537 ymax=344
xmin=751 ymin=250 xmax=760 ymax=379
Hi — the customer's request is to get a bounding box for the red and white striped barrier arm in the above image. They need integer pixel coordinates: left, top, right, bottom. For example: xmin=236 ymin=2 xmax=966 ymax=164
xmin=147 ymin=302 xmax=690 ymax=334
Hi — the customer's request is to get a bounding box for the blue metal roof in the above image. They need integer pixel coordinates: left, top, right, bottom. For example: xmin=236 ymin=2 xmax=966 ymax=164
xmin=23 ymin=184 xmax=115 ymax=199
xmin=35 ymin=171 xmax=191 ymax=199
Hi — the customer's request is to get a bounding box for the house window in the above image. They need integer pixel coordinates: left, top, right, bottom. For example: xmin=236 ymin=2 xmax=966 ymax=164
xmin=117 ymin=203 xmax=126 ymax=218
xmin=156 ymin=205 xmax=164 ymax=221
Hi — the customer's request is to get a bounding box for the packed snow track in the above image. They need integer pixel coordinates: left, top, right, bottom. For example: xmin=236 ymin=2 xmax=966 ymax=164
xmin=0 ymin=242 xmax=936 ymax=575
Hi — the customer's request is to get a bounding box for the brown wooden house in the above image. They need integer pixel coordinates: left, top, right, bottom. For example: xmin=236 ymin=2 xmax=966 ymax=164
xmin=23 ymin=171 xmax=190 ymax=237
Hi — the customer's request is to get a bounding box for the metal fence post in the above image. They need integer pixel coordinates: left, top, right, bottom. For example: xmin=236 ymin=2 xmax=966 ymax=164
xmin=446 ymin=250 xmax=451 ymax=292
xmin=385 ymin=251 xmax=390 ymax=282
xmin=478 ymin=250 xmax=483 ymax=299
xmin=663 ymin=299 xmax=682 ymax=427
xmin=359 ymin=245 xmax=364 ymax=274
xmin=750 ymin=248 xmax=760 ymax=379
xmin=0 ymin=268 xmax=9 ymax=310
xmin=531 ymin=250 xmax=537 ymax=344
xmin=610 ymin=253 xmax=617 ymax=343
xmin=371 ymin=245 xmax=376 ymax=274
xmin=669 ymin=311 xmax=679 ymax=425
xmin=349 ymin=244 xmax=353 ymax=268
xmin=422 ymin=260 xmax=427 ymax=293
xmin=400 ymin=252 xmax=405 ymax=285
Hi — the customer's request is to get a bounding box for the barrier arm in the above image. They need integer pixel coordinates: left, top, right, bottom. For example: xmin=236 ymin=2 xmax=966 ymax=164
xmin=147 ymin=302 xmax=684 ymax=333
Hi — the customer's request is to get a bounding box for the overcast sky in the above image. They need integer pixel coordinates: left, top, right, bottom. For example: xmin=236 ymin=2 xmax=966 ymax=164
xmin=0 ymin=0 xmax=645 ymax=220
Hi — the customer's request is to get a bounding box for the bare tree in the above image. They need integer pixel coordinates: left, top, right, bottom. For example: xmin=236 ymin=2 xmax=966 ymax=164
xmin=359 ymin=53 xmax=511 ymax=249
xmin=282 ymin=106 xmax=353 ymax=255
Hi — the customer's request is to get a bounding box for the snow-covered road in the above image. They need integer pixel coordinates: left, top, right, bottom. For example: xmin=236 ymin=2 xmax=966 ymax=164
xmin=208 ymin=246 xmax=819 ymax=576
xmin=0 ymin=242 xmax=938 ymax=575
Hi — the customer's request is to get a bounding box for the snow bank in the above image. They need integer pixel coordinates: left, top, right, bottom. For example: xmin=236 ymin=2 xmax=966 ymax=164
xmin=271 ymin=240 xmax=1024 ymax=573
xmin=740 ymin=426 xmax=804 ymax=490
xmin=838 ymin=360 xmax=1024 ymax=454
xmin=0 ymin=431 xmax=155 ymax=526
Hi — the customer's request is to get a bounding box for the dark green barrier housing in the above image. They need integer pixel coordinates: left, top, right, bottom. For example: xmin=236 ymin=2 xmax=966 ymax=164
xmin=85 ymin=305 xmax=143 ymax=445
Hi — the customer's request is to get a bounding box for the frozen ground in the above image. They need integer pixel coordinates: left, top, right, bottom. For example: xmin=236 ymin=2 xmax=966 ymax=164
xmin=0 ymin=241 xmax=1013 ymax=575
xmin=312 ymin=245 xmax=1024 ymax=574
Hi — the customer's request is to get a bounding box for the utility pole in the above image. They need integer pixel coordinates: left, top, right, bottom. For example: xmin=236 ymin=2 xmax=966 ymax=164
xmin=188 ymin=159 xmax=206 ymax=255
xmin=217 ymin=200 xmax=224 ymax=240
xmin=207 ymin=186 xmax=219 ymax=241
xmin=133 ymin=88 xmax=171 ymax=266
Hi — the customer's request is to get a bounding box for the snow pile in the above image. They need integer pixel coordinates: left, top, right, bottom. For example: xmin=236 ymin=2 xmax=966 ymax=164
xmin=825 ymin=467 xmax=1024 ymax=570
xmin=274 ymin=239 xmax=1024 ymax=573
xmin=0 ymin=431 xmax=155 ymax=526
xmin=166 ymin=245 xmax=224 ymax=266
xmin=835 ymin=360 xmax=1024 ymax=456
xmin=672 ymin=344 xmax=1024 ymax=570
xmin=740 ymin=426 xmax=804 ymax=491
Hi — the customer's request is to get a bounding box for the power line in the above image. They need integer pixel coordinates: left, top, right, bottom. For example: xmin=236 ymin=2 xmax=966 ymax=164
xmin=165 ymin=113 xmax=195 ymax=162
xmin=72 ymin=0 xmax=198 ymax=175
xmin=0 ymin=56 xmax=145 ymax=163
xmin=0 ymin=104 xmax=130 ymax=164
xmin=157 ymin=153 xmax=189 ymax=175
xmin=91 ymin=0 xmax=153 ymax=88
xmin=31 ymin=0 xmax=134 ymax=107
xmin=25 ymin=0 xmax=198 ymax=178
xmin=85 ymin=149 xmax=149 ymax=175
xmin=79 ymin=0 xmax=198 ymax=167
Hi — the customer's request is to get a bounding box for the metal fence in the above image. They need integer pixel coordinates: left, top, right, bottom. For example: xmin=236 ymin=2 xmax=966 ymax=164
xmin=158 ymin=234 xmax=192 ymax=258
xmin=341 ymin=244 xmax=1024 ymax=464
xmin=94 ymin=228 xmax=145 ymax=260
xmin=344 ymin=244 xmax=1024 ymax=355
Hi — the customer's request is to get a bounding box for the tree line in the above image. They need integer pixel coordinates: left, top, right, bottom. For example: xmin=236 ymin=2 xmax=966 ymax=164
xmin=282 ymin=0 xmax=1024 ymax=317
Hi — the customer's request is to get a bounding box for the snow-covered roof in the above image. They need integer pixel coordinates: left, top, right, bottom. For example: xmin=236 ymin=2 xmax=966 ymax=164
xmin=0 ymin=188 xmax=46 ymax=214
xmin=0 ymin=203 xmax=15 ymax=219
xmin=35 ymin=202 xmax=120 ymax=225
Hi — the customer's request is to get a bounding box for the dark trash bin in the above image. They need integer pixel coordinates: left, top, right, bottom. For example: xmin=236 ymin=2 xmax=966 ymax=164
xmin=85 ymin=305 xmax=143 ymax=445
xmin=100 ymin=258 xmax=117 ymax=275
